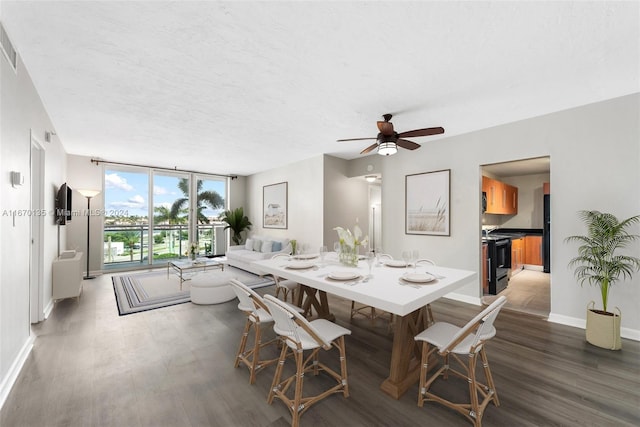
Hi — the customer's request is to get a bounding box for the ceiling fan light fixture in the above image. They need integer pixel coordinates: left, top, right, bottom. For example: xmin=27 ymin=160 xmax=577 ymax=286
xmin=378 ymin=142 xmax=397 ymax=156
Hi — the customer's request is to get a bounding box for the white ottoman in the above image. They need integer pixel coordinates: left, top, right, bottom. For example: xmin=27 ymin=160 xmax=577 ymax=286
xmin=189 ymin=271 xmax=236 ymax=305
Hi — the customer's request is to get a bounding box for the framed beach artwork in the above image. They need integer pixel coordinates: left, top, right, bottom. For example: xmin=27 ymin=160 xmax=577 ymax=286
xmin=405 ymin=169 xmax=450 ymax=236
xmin=263 ymin=181 xmax=288 ymax=229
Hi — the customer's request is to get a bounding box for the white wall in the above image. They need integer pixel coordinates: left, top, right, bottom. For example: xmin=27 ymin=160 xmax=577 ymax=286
xmin=323 ymin=155 xmax=370 ymax=249
xmin=66 ymin=155 xmax=104 ymax=275
xmin=377 ymin=94 xmax=639 ymax=336
xmin=246 ymin=155 xmax=324 ymax=251
xmin=1 ymin=51 xmax=68 ymax=406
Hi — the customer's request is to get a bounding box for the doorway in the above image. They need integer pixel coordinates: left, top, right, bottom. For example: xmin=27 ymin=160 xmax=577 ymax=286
xmin=480 ymin=156 xmax=551 ymax=317
xmin=30 ymin=135 xmax=45 ymax=323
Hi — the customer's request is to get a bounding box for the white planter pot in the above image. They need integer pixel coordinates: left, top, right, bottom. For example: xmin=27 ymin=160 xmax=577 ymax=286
xmin=586 ymin=301 xmax=621 ymax=350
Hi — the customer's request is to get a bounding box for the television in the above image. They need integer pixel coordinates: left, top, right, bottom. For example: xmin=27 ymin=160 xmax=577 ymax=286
xmin=55 ymin=183 xmax=72 ymax=225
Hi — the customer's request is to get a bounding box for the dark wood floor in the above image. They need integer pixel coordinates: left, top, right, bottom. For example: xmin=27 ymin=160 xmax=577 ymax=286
xmin=1 ymin=273 xmax=638 ymax=426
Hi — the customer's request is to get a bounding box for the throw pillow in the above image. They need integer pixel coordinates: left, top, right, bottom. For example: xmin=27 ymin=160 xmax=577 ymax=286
xmin=261 ymin=240 xmax=273 ymax=253
xmin=271 ymin=241 xmax=282 ymax=252
xmin=253 ymin=239 xmax=262 ymax=251
xmin=245 ymin=238 xmax=254 ymax=250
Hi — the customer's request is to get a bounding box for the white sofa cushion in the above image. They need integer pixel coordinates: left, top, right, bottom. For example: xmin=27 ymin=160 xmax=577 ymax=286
xmin=261 ymin=240 xmax=273 ymax=253
xmin=253 ymin=239 xmax=262 ymax=251
xmin=245 ymin=238 xmax=254 ymax=250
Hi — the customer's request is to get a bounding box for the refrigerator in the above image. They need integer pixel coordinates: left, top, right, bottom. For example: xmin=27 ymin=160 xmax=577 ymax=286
xmin=543 ymin=194 xmax=550 ymax=273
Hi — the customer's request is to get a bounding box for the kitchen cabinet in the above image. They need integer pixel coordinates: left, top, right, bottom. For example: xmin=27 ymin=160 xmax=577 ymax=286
xmin=525 ymin=235 xmax=543 ymax=265
xmin=482 ymin=176 xmax=517 ymax=214
xmin=511 ymin=237 xmax=524 ymax=274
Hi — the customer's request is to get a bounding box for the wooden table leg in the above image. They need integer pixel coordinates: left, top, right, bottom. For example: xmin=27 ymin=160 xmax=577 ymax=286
xmin=380 ymin=306 xmax=429 ymax=399
xmin=295 ymin=285 xmax=335 ymax=321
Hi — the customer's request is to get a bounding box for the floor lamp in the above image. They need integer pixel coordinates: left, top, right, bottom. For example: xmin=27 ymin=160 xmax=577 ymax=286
xmin=78 ymin=189 xmax=100 ymax=280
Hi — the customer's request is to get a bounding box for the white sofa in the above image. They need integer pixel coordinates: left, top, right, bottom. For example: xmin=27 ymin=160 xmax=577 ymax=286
xmin=226 ymin=236 xmax=291 ymax=275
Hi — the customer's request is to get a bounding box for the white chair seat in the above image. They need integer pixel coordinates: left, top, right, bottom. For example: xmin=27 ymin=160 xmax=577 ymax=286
xmin=278 ymin=279 xmax=298 ymax=291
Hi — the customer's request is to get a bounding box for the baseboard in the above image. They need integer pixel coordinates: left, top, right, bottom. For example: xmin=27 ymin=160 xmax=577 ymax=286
xmin=0 ymin=334 xmax=35 ymax=410
xmin=43 ymin=298 xmax=54 ymax=320
xmin=547 ymin=312 xmax=640 ymax=342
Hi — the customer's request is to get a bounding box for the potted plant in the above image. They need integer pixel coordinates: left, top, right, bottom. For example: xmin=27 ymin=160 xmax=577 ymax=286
xmin=221 ymin=207 xmax=252 ymax=245
xmin=565 ymin=210 xmax=640 ymax=350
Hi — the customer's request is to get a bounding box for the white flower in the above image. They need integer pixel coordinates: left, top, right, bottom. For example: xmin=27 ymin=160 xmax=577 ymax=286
xmin=334 ymin=225 xmax=368 ymax=249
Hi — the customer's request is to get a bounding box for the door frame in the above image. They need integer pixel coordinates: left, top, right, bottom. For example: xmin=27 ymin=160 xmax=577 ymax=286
xmin=30 ymin=133 xmax=45 ymax=323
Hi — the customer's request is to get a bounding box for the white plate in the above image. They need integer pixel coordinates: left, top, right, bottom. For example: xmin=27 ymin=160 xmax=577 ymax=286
xmin=292 ymin=253 xmax=318 ymax=260
xmin=385 ymin=260 xmax=407 ymax=268
xmin=328 ymin=271 xmax=360 ymax=281
xmin=286 ymin=261 xmax=316 ymax=269
xmin=402 ymin=272 xmax=436 ymax=283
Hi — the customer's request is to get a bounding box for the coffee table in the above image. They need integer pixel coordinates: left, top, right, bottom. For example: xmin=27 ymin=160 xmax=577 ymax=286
xmin=168 ymin=258 xmax=225 ymax=289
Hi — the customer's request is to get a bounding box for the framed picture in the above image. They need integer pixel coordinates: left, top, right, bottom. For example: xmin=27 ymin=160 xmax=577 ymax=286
xmin=263 ymin=182 xmax=288 ymax=229
xmin=405 ymin=169 xmax=450 ymax=236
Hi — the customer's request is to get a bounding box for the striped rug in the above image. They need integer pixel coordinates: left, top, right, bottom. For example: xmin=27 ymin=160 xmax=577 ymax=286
xmin=112 ymin=266 xmax=274 ymax=315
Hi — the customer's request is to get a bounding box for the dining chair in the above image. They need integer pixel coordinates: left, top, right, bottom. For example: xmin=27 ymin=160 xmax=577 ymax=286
xmin=270 ymin=253 xmax=299 ymax=303
xmin=263 ymin=294 xmax=351 ymax=427
xmin=229 ymin=279 xmax=302 ymax=384
xmin=350 ymin=253 xmax=394 ymax=324
xmin=414 ymin=295 xmax=507 ymax=427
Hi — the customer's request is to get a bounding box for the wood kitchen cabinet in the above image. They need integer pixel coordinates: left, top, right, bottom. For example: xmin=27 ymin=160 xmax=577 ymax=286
xmin=525 ymin=235 xmax=543 ymax=265
xmin=511 ymin=237 xmax=524 ymax=274
xmin=482 ymin=176 xmax=518 ymax=214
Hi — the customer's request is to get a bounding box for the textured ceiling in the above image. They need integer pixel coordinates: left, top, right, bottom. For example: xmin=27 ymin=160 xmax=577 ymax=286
xmin=2 ymin=1 xmax=638 ymax=176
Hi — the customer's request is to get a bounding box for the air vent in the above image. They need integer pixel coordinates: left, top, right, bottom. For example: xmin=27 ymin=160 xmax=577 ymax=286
xmin=0 ymin=21 xmax=17 ymax=71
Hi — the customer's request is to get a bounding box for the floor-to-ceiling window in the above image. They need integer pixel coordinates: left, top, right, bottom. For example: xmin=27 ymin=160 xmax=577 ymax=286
xmin=103 ymin=168 xmax=149 ymax=266
xmin=103 ymin=166 xmax=227 ymax=269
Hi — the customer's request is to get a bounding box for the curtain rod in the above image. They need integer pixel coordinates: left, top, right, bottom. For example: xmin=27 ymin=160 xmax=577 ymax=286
xmin=90 ymin=158 xmax=238 ymax=180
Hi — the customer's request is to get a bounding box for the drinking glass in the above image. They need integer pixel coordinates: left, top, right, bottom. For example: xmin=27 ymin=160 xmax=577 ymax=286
xmin=366 ymin=251 xmax=375 ymax=277
xmin=412 ymin=249 xmax=420 ymax=271
xmin=334 ymin=241 xmax=341 ymax=253
xmin=319 ymin=245 xmax=327 ymax=265
xmin=401 ymin=250 xmax=411 ymax=270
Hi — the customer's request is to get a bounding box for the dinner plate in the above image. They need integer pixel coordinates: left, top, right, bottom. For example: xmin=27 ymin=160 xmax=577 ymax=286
xmin=292 ymin=253 xmax=319 ymax=260
xmin=385 ymin=260 xmax=407 ymax=268
xmin=286 ymin=261 xmax=316 ymax=270
xmin=402 ymin=272 xmax=436 ymax=283
xmin=328 ymin=271 xmax=360 ymax=281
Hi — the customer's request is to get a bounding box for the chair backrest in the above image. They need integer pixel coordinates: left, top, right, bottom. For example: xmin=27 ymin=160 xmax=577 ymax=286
xmin=441 ymin=296 xmax=507 ymax=354
xmin=263 ymin=294 xmax=331 ymax=349
xmin=415 ymin=258 xmax=436 ymax=266
xmin=229 ymin=279 xmax=270 ymax=314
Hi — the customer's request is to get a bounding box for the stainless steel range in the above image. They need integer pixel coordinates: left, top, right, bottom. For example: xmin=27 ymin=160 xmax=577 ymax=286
xmin=482 ymin=234 xmax=511 ymax=294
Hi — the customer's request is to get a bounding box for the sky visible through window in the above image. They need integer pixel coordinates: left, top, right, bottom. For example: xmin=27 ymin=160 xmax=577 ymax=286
xmin=104 ymin=169 xmax=226 ymax=220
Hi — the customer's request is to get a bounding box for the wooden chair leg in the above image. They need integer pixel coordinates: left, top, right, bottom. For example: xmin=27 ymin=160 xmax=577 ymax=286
xmin=248 ymin=322 xmax=263 ymax=384
xmin=480 ymin=348 xmax=500 ymax=406
xmin=338 ymin=336 xmax=350 ymax=397
xmin=418 ymin=341 xmax=429 ymax=407
xmin=467 ymin=353 xmax=480 ymax=426
xmin=268 ymin=341 xmax=288 ymax=404
xmin=292 ymin=348 xmax=305 ymax=427
xmin=234 ymin=319 xmax=251 ymax=368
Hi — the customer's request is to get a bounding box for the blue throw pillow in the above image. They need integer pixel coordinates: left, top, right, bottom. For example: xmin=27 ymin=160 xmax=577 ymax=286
xmin=272 ymin=241 xmax=282 ymax=252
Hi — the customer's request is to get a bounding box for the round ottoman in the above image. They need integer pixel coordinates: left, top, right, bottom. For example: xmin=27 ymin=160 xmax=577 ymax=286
xmin=189 ymin=271 xmax=236 ymax=305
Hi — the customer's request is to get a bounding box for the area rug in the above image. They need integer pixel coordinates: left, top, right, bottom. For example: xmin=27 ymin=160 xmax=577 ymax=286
xmin=112 ymin=266 xmax=275 ymax=316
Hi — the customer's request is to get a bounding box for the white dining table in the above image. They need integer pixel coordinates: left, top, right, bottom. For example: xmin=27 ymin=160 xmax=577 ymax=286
xmin=252 ymin=256 xmax=476 ymax=399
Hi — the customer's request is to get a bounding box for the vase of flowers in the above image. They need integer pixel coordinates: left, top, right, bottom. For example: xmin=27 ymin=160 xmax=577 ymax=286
xmin=186 ymin=242 xmax=198 ymax=261
xmin=334 ymin=225 xmax=368 ymax=267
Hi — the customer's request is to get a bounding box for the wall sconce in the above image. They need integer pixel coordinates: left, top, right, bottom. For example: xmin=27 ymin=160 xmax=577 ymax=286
xmin=365 ymin=175 xmax=377 ymax=183
xmin=10 ymin=171 xmax=24 ymax=187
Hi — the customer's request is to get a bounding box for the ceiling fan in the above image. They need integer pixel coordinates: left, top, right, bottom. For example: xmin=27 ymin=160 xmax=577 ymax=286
xmin=337 ymin=114 xmax=444 ymax=156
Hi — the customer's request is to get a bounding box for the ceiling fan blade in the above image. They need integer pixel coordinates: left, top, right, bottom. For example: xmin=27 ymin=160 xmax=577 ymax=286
xmin=377 ymin=120 xmax=395 ymax=136
xmin=396 ymin=139 xmax=421 ymax=150
xmin=337 ymin=137 xmax=376 ymax=142
xmin=398 ymin=126 xmax=445 ymax=138
xmin=360 ymin=143 xmax=379 ymax=154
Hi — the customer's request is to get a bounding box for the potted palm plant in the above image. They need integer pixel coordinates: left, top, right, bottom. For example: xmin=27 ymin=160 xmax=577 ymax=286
xmin=221 ymin=207 xmax=252 ymax=245
xmin=565 ymin=210 xmax=640 ymax=350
